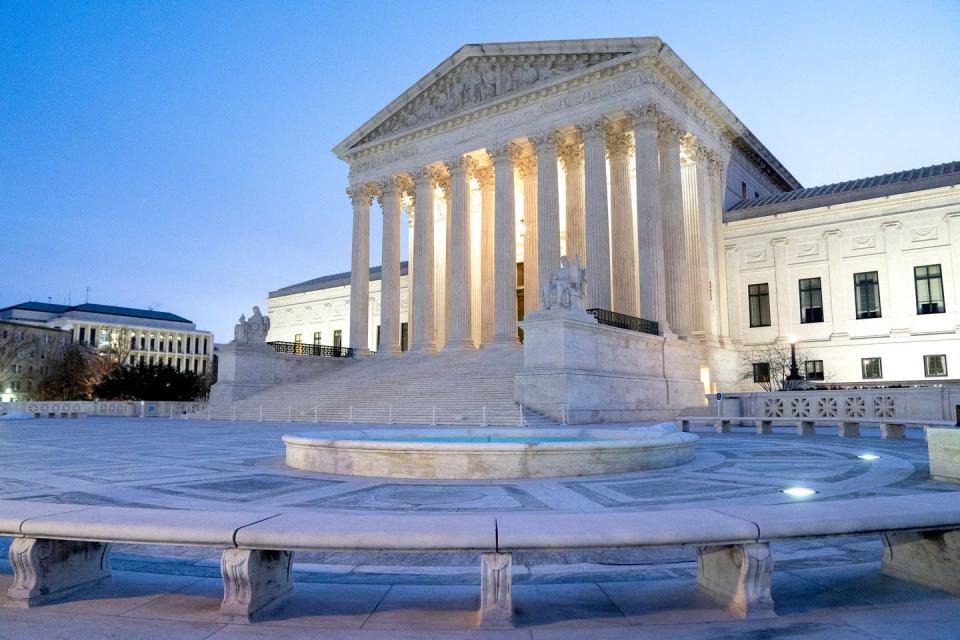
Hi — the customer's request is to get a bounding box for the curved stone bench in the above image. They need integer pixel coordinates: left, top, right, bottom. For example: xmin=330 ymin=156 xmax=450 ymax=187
xmin=2 ymin=494 xmax=960 ymax=625
xmin=679 ymin=415 xmax=956 ymax=439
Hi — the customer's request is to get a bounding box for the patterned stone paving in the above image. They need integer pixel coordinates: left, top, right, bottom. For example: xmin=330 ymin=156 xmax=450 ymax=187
xmin=0 ymin=418 xmax=949 ymax=514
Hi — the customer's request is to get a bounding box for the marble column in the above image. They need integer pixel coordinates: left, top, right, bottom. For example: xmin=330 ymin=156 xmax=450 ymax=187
xmin=631 ymin=105 xmax=666 ymax=330
xmin=725 ymin=245 xmax=743 ymax=343
xmin=659 ymin=118 xmax=692 ymax=336
xmin=490 ymin=142 xmax=521 ymax=345
xmin=436 ymin=178 xmax=450 ymax=348
xmin=580 ymin=119 xmax=612 ymax=310
xmin=881 ymin=221 xmax=910 ymax=335
xmin=824 ymin=230 xmax=847 ymax=338
xmin=476 ymin=165 xmax=496 ymax=345
xmin=444 ymin=155 xmax=473 ymax=350
xmin=607 ymin=128 xmax=639 ymax=316
xmin=532 ymin=131 xmax=562 ymax=305
xmin=708 ymin=153 xmax=730 ymax=339
xmin=348 ymin=183 xmax=373 ymax=353
xmin=518 ymin=153 xmax=539 ymax=315
xmin=410 ymin=167 xmax=437 ymax=352
xmin=377 ymin=177 xmax=403 ymax=356
xmin=559 ymin=141 xmax=585 ymax=264
xmin=682 ymin=139 xmax=710 ymax=336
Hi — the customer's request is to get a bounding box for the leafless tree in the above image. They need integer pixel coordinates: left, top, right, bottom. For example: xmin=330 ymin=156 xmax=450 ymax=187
xmin=0 ymin=328 xmax=40 ymax=397
xmin=737 ymin=341 xmax=821 ymax=392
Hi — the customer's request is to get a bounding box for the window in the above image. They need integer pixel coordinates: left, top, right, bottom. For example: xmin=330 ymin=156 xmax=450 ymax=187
xmin=915 ymin=264 xmax=945 ymax=314
xmin=140 ymin=337 xmax=146 ymax=350
xmin=186 ymin=337 xmax=192 ymax=354
xmin=203 ymin=338 xmax=208 ymax=355
xmin=861 ymin=357 xmax=882 ymax=379
xmin=752 ymin=362 xmax=770 ymax=383
xmin=741 ymin=181 xmax=748 ymax=200
xmin=294 ymin=333 xmax=302 ymax=354
xmin=150 ymin=337 xmax=156 ymax=351
xmin=748 ymin=283 xmax=771 ymax=327
xmin=804 ymin=360 xmax=824 ymax=381
xmin=854 ymin=271 xmax=882 ymax=319
xmin=799 ymin=278 xmax=824 ymax=324
xmin=333 ymin=330 xmax=342 ymax=349
xmin=313 ymin=331 xmax=321 ymax=346
xmin=168 ymin=340 xmax=174 ymax=352
xmin=193 ymin=360 xmax=198 ymax=373
xmin=159 ymin=339 xmax=165 ymax=352
xmin=131 ymin=336 xmax=137 ymax=350
xmin=79 ymin=327 xmax=86 ymax=343
xmin=90 ymin=328 xmax=96 ymax=345
xmin=176 ymin=357 xmax=181 ymax=370
xmin=129 ymin=355 xmax=135 ymax=365
xmin=177 ymin=339 xmax=182 ymax=354
xmin=924 ymin=354 xmax=948 ymax=377
xmin=202 ymin=360 xmax=207 ymax=374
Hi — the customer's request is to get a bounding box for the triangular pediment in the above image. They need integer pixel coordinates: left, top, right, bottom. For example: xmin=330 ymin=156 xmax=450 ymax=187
xmin=334 ymin=38 xmax=660 ymax=156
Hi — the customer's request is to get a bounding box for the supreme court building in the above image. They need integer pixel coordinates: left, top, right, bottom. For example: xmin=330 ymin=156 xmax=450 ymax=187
xmin=267 ymin=38 xmax=960 ymax=391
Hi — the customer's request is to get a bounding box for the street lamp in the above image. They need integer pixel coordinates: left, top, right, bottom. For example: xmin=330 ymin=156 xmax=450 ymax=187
xmin=786 ymin=335 xmax=803 ymax=389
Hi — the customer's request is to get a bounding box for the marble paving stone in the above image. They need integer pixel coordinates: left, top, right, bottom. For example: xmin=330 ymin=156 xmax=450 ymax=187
xmin=529 ymin=619 xmax=880 ymax=639
xmin=252 ymin=583 xmax=390 ymax=628
xmin=119 ymin=576 xmax=224 ymax=623
xmin=598 ymin=577 xmax=738 ymax=625
xmin=362 ymin=585 xmax=481 ymax=630
xmin=0 ymin=608 xmax=223 ymax=640
xmin=512 ymin=583 xmax=628 ymax=629
xmin=208 ymin=625 xmax=533 ymax=639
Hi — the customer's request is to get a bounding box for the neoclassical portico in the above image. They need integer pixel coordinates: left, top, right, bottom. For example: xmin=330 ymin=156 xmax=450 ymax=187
xmin=337 ymin=39 xmax=798 ymax=355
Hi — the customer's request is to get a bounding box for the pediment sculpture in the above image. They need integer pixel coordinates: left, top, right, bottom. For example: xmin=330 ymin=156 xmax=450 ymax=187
xmin=232 ymin=306 xmax=271 ymax=345
xmin=542 ymin=256 xmax=587 ymax=313
xmin=357 ymin=52 xmax=623 ymax=145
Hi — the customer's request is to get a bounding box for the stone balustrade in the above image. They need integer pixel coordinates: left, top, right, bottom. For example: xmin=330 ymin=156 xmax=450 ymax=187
xmin=3 ymin=494 xmax=960 ymax=625
xmin=0 ymin=400 xmax=207 ymax=419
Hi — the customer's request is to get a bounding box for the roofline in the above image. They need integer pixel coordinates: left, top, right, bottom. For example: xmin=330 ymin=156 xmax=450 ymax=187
xmin=725 ymin=166 xmax=960 ymax=223
xmin=0 ymin=302 xmax=193 ymax=325
xmin=269 ymin=262 xmax=409 ymax=298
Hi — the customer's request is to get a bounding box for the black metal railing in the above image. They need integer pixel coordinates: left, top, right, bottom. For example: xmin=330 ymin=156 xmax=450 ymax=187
xmin=586 ymin=308 xmax=659 ymax=336
xmin=269 ymin=342 xmax=354 ymax=358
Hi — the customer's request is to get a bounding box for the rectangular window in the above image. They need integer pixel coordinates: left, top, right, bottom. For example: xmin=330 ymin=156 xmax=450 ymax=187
xmin=131 ymin=336 xmax=137 ymax=350
xmin=915 ymin=264 xmax=945 ymax=314
xmin=804 ymin=360 xmax=824 ymax=381
xmin=799 ymin=277 xmax=824 ymax=324
xmin=313 ymin=331 xmax=321 ymax=346
xmin=854 ymin=271 xmax=882 ymax=319
xmin=741 ymin=181 xmax=748 ymax=200
xmin=90 ymin=328 xmax=96 ymax=345
xmin=79 ymin=327 xmax=86 ymax=343
xmin=294 ymin=333 xmax=302 ymax=354
xmin=159 ymin=339 xmax=165 ymax=352
xmin=140 ymin=337 xmax=146 ymax=350
xmin=129 ymin=355 xmax=135 ymax=365
xmin=150 ymin=338 xmax=156 ymax=351
xmin=168 ymin=340 xmax=174 ymax=352
xmin=924 ymin=354 xmax=948 ymax=377
xmin=177 ymin=357 xmax=181 ymax=370
xmin=752 ymin=362 xmax=770 ymax=383
xmin=203 ymin=338 xmax=208 ymax=355
xmin=186 ymin=337 xmax=192 ymax=354
xmin=333 ymin=330 xmax=342 ymax=349
xmin=193 ymin=360 xmax=198 ymax=373
xmin=202 ymin=359 xmax=207 ymax=374
xmin=748 ymin=283 xmax=771 ymax=328
xmin=861 ymin=357 xmax=883 ymax=379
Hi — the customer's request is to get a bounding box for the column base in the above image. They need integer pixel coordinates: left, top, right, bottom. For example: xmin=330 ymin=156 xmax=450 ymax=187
xmin=443 ymin=339 xmax=476 ymax=353
xmin=487 ymin=335 xmax=521 ymax=349
xmin=408 ymin=343 xmax=438 ymax=354
xmin=374 ymin=346 xmax=403 ymax=357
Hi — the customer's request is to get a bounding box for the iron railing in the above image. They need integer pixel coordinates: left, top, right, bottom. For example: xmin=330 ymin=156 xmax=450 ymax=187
xmin=269 ymin=342 xmax=354 ymax=358
xmin=586 ymin=308 xmax=659 ymax=336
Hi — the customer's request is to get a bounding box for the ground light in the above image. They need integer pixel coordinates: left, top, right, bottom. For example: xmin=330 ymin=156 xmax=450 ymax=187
xmin=857 ymin=454 xmax=881 ymax=461
xmin=780 ymin=487 xmax=818 ymax=498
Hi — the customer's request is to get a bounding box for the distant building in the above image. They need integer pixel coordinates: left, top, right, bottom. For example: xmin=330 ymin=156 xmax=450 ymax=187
xmin=0 ymin=302 xmax=214 ymax=377
xmin=0 ymin=320 xmax=72 ymax=402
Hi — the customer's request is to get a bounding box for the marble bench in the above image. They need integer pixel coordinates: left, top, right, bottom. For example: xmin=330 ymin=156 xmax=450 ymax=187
xmin=679 ymin=415 xmax=956 ymax=439
xmin=2 ymin=494 xmax=960 ymax=626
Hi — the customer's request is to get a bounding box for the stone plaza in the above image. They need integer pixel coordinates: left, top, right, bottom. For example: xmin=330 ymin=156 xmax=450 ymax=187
xmin=1 ymin=417 xmax=959 ymax=638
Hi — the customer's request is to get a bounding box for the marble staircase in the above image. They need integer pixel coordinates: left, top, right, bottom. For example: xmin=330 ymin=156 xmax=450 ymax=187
xmin=210 ymin=345 xmax=556 ymax=426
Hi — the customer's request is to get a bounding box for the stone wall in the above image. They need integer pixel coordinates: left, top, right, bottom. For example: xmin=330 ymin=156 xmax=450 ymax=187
xmin=514 ymin=310 xmax=708 ymax=423
xmin=726 ymin=386 xmax=960 ymax=421
xmin=0 ymin=400 xmax=207 ymax=418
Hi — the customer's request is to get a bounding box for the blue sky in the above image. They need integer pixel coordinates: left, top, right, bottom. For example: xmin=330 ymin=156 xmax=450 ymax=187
xmin=2 ymin=0 xmax=958 ymax=339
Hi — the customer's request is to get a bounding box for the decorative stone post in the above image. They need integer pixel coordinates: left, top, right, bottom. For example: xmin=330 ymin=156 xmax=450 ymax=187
xmin=532 ymin=130 xmax=562 ymax=309
xmin=490 ymin=142 xmax=521 ymax=345
xmin=476 ymin=165 xmax=496 ymax=345
xmin=771 ymin=237 xmax=790 ymax=339
xmin=410 ymin=167 xmax=438 ymax=352
xmin=606 ymin=128 xmax=639 ymax=316
xmin=823 ymin=229 xmax=847 ymax=338
xmin=659 ymin=118 xmax=692 ymax=336
xmin=518 ymin=153 xmax=539 ymax=314
xmin=580 ymin=119 xmax=612 ymax=310
xmin=348 ymin=183 xmax=373 ymax=353
xmin=444 ymin=155 xmax=474 ymax=350
xmin=881 ymin=221 xmax=909 ymax=336
xmin=559 ymin=141 xmax=585 ymax=265
xmin=632 ymin=104 xmax=667 ymax=332
xmin=378 ymin=177 xmax=403 ymax=356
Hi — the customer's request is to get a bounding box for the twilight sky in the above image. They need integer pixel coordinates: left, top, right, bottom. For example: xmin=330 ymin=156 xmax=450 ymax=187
xmin=2 ymin=0 xmax=958 ymax=340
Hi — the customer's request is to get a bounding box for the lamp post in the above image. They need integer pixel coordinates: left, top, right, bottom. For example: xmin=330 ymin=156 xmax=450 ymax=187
xmin=786 ymin=335 xmax=803 ymax=390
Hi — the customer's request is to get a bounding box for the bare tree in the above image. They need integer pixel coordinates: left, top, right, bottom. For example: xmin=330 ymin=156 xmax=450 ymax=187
xmin=0 ymin=328 xmax=40 ymax=398
xmin=99 ymin=326 xmax=133 ymax=366
xmin=737 ymin=341 xmax=821 ymax=392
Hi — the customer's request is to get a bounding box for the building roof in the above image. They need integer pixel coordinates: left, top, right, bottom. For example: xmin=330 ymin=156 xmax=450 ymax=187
xmin=270 ymin=262 xmax=409 ymax=298
xmin=0 ymin=302 xmax=193 ymax=324
xmin=725 ymin=160 xmax=960 ymax=221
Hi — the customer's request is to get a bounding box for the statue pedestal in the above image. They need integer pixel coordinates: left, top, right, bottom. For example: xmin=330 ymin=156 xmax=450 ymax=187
xmin=514 ymin=309 xmax=707 ymax=424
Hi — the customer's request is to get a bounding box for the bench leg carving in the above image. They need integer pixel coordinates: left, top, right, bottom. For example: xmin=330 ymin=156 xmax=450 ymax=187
xmin=219 ymin=549 xmax=293 ymax=624
xmin=479 ymin=552 xmax=512 ymax=628
xmin=697 ymin=542 xmax=775 ymax=618
xmin=797 ymin=421 xmax=816 ymax=436
xmin=7 ymin=538 xmax=111 ymax=608
xmin=756 ymin=420 xmax=773 ymax=435
xmin=881 ymin=529 xmax=960 ymax=595
xmin=838 ymin=421 xmax=860 ymax=438
xmin=881 ymin=423 xmax=906 ymax=440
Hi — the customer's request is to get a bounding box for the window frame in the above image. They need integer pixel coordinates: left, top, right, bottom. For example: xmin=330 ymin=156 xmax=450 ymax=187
xmin=854 ymin=271 xmax=882 ymax=320
xmin=804 ymin=359 xmax=825 ymax=381
xmin=861 ymin=357 xmax=883 ymax=380
xmin=752 ymin=362 xmax=771 ymax=383
xmin=798 ymin=277 xmax=824 ymax=324
xmin=914 ymin=264 xmax=945 ymax=315
xmin=748 ymin=283 xmax=772 ymax=328
xmin=923 ymin=354 xmax=948 ymax=378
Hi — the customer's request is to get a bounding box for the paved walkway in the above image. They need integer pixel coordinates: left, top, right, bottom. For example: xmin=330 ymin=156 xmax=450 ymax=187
xmin=0 ymin=418 xmax=957 ymax=638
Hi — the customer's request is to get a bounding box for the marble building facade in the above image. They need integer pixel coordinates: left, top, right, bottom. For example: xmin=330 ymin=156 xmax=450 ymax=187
xmin=266 ymin=38 xmax=960 ymax=391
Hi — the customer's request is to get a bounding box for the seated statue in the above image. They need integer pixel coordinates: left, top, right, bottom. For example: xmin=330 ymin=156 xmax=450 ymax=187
xmin=542 ymin=256 xmax=587 ymax=313
xmin=231 ymin=306 xmax=271 ymax=345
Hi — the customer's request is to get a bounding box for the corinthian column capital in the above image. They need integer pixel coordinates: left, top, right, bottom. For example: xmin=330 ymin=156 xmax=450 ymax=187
xmin=528 ymin=129 xmax=564 ymax=154
xmin=346 ymin=183 xmax=375 ymax=207
xmin=658 ymin=117 xmax=684 ymax=144
xmin=443 ymin=155 xmax=468 ymax=176
xmin=516 ymin=153 xmax=538 ymax=179
xmin=473 ymin=165 xmax=494 ymax=189
xmin=605 ymin=131 xmax=634 ymax=159
xmin=558 ymin=142 xmax=584 ymax=170
xmin=629 ymin=102 xmax=663 ymax=130
xmin=488 ymin=141 xmax=524 ymax=165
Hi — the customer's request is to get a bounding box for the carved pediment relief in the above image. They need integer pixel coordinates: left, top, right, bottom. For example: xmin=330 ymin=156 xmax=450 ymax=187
xmin=355 ymin=53 xmax=627 ymax=147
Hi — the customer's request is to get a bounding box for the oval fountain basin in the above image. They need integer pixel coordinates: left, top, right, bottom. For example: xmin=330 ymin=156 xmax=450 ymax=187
xmin=282 ymin=424 xmax=697 ymax=479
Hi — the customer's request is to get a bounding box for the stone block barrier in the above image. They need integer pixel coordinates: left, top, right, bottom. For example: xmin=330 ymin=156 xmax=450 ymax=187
xmin=2 ymin=494 xmax=960 ymax=625
xmin=0 ymin=400 xmax=207 ymax=419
